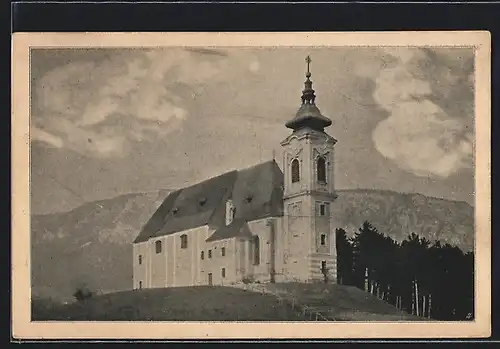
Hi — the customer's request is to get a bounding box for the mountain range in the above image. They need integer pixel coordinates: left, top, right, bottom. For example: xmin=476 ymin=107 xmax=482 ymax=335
xmin=31 ymin=188 xmax=474 ymax=302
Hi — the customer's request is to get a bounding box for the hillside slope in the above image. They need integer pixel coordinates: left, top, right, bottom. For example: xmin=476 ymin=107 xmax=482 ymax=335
xmin=31 ymin=189 xmax=171 ymax=301
xmin=32 ymin=286 xmax=309 ymax=321
xmin=254 ymin=282 xmax=424 ymax=321
xmin=31 ymin=188 xmax=474 ymax=302
xmin=31 ymin=284 xmax=421 ymax=321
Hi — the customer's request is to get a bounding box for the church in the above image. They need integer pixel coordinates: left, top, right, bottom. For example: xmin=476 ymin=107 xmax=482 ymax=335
xmin=133 ymin=56 xmax=339 ymax=289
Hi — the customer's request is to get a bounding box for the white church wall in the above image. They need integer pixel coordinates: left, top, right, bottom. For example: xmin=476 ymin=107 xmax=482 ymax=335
xmin=132 ymin=241 xmax=149 ymax=290
xmin=309 ymin=199 xmax=337 ymax=282
xmin=235 ymin=238 xmax=250 ymax=280
xmin=201 ymin=238 xmax=237 ymax=286
xmin=133 ymin=214 xmax=302 ymax=288
xmin=149 ymin=235 xmax=168 ymax=288
xmin=283 ymin=197 xmax=315 ymax=282
xmin=169 ymin=226 xmax=209 ymax=287
xmin=133 ymin=225 xmax=211 ymax=289
xmin=246 ymin=217 xmax=276 ymax=283
xmin=271 ymin=216 xmax=285 ymax=282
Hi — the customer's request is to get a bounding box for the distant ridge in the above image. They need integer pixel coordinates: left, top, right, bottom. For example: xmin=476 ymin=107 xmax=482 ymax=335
xmin=339 ymin=188 xmax=473 ymax=206
xmin=31 ymin=188 xmax=474 ymax=302
xmin=333 ymin=189 xmax=473 ymax=250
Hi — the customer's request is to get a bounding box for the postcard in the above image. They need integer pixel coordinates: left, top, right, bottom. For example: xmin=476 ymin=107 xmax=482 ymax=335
xmin=11 ymin=31 xmax=491 ymax=339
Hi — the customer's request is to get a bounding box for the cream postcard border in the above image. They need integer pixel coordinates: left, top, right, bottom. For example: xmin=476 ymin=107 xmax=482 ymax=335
xmin=11 ymin=31 xmax=491 ymax=339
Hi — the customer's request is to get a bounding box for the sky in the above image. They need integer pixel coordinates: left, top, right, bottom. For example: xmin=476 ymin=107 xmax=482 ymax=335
xmin=30 ymin=46 xmax=475 ymax=214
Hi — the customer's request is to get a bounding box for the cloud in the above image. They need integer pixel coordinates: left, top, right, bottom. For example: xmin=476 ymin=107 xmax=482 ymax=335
xmin=32 ymin=127 xmax=64 ymax=148
xmin=371 ymin=48 xmax=474 ymax=178
xmin=32 ymin=48 xmax=248 ymax=158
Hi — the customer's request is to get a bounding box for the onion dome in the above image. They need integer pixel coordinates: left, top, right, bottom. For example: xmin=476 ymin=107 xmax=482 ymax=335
xmin=285 ymin=55 xmax=332 ymax=132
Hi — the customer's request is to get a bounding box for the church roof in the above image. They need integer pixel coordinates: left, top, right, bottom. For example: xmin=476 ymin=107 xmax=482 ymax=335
xmin=205 ymin=219 xmax=253 ymax=242
xmin=231 ymin=160 xmax=284 ymax=221
xmin=133 ymin=160 xmax=284 ymax=243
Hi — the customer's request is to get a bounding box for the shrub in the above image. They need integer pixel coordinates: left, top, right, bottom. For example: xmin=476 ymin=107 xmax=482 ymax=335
xmin=242 ymin=276 xmax=255 ymax=284
xmin=73 ymin=286 xmax=93 ymax=302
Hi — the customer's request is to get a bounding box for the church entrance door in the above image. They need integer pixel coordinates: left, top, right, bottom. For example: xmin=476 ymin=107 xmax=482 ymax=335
xmin=208 ymin=273 xmax=213 ymax=286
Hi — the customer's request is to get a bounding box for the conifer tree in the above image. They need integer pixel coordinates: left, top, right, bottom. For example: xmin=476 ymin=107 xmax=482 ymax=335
xmin=335 ymin=228 xmax=354 ymax=285
xmin=336 ymin=221 xmax=474 ymax=320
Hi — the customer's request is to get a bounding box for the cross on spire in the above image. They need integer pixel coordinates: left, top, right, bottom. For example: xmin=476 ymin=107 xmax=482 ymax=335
xmin=301 ymin=55 xmax=315 ymax=104
xmin=305 ymin=55 xmax=312 ymax=77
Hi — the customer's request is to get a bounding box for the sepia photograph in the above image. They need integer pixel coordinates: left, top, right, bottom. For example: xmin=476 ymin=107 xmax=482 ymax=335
xmin=11 ymin=32 xmax=491 ymax=339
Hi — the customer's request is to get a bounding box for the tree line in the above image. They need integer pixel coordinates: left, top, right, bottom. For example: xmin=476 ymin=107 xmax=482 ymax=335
xmin=336 ymin=221 xmax=474 ymax=320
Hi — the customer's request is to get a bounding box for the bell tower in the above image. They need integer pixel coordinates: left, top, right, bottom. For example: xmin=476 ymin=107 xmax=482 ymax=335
xmin=280 ymin=56 xmax=338 ymax=283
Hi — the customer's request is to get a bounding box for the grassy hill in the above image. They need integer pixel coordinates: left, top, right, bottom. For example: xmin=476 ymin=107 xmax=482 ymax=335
xmin=260 ymin=282 xmax=423 ymax=321
xmin=30 ymin=188 xmax=474 ymax=302
xmin=31 ymin=284 xmax=422 ymax=322
xmin=32 ymin=286 xmax=308 ymax=321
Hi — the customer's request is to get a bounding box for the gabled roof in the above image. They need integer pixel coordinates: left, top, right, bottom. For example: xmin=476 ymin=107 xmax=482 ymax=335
xmin=133 ymin=189 xmax=182 ymax=243
xmin=133 ymin=160 xmax=284 ymax=244
xmin=231 ymin=160 xmax=284 ymax=221
xmin=205 ymin=219 xmax=253 ymax=242
xmin=133 ymin=171 xmax=237 ymax=243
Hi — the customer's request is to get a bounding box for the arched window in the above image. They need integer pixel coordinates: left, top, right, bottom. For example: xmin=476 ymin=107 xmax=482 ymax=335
xmin=317 ymin=156 xmax=326 ymax=182
xmin=180 ymin=234 xmax=188 ymax=249
xmin=253 ymin=236 xmax=260 ymax=265
xmin=319 ymin=204 xmax=326 ymax=216
xmin=320 ymin=234 xmax=326 ymax=246
xmin=291 ymin=159 xmax=300 ymax=183
xmin=155 ymin=240 xmax=162 ymax=254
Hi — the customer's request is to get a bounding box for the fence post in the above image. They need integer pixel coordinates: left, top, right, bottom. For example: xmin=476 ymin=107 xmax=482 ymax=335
xmin=415 ymin=279 xmax=419 ymax=317
xmin=364 ymin=268 xmax=369 ymax=292
xmin=422 ymin=294 xmax=426 ymax=318
xmin=428 ymin=293 xmax=432 ymax=319
xmin=411 ymin=280 xmax=415 ymax=315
